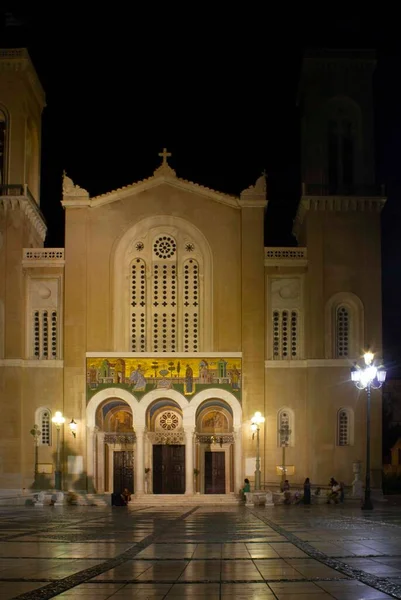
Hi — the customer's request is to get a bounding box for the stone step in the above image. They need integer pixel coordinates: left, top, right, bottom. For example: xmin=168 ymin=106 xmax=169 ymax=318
xmin=131 ymin=494 xmax=241 ymax=506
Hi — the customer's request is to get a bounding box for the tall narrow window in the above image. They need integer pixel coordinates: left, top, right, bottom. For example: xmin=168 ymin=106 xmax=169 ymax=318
xmin=278 ymin=409 xmax=293 ymax=447
xmin=272 ymin=310 xmax=298 ymax=360
xmin=183 ymin=259 xmax=199 ymax=352
xmin=32 ymin=310 xmax=58 ymax=359
xmin=130 ymin=258 xmax=147 ymax=352
xmin=152 ymin=236 xmax=177 ymax=352
xmin=337 ymin=409 xmax=351 ymax=446
xmin=336 ymin=306 xmax=350 ymax=358
xmin=51 ymin=311 xmax=57 ymax=358
xmin=327 ymin=107 xmax=355 ymax=194
xmin=40 ymin=410 xmax=51 ymax=446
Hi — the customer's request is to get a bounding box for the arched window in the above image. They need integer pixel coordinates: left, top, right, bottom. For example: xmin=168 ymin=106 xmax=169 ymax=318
xmin=35 ymin=408 xmax=52 ymax=446
xmin=325 ymin=292 xmax=364 ymax=359
xmin=116 ymin=217 xmax=212 ymax=352
xmin=337 ymin=408 xmax=354 ymax=446
xmin=336 ymin=305 xmax=350 ymax=358
xmin=277 ymin=408 xmax=294 ymax=447
xmin=326 ymin=97 xmax=362 ymax=194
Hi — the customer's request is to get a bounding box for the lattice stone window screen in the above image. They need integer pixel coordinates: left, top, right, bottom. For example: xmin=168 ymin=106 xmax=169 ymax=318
xmin=278 ymin=410 xmax=292 ymax=447
xmin=336 ymin=306 xmax=350 ymax=357
xmin=33 ymin=310 xmax=57 ymax=359
xmin=40 ymin=410 xmax=51 ymax=445
xmin=130 ymin=258 xmax=147 ymax=351
xmin=128 ymin=234 xmax=202 ymax=352
xmin=272 ymin=310 xmax=298 ymax=359
xmin=183 ymin=259 xmax=199 ymax=352
xmin=151 ymin=237 xmax=177 ymax=351
xmin=338 ymin=410 xmax=349 ymax=446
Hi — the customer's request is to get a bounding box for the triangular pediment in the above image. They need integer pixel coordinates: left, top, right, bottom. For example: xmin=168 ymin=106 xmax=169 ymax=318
xmin=61 ymin=161 xmax=241 ymax=210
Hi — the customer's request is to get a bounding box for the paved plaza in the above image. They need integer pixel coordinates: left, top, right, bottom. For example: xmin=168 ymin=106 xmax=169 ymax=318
xmin=0 ymin=503 xmax=401 ymax=599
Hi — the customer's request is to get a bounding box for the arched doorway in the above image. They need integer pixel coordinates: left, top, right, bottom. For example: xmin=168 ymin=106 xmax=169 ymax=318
xmin=94 ymin=398 xmax=135 ymax=494
xmin=195 ymin=400 xmax=234 ymax=494
xmin=146 ymin=399 xmax=185 ymax=494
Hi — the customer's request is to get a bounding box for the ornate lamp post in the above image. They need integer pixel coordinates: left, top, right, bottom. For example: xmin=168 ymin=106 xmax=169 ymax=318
xmin=278 ymin=421 xmax=291 ymax=489
xmin=351 ymin=351 xmax=386 ymax=510
xmin=52 ymin=411 xmax=65 ymax=490
xmin=251 ymin=411 xmax=265 ymax=491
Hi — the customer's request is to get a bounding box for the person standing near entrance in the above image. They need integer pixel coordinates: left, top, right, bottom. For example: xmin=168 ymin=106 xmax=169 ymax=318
xmin=303 ymin=477 xmax=311 ymax=504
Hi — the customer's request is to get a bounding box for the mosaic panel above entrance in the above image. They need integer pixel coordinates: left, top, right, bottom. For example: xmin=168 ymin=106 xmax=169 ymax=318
xmin=86 ymin=356 xmax=242 ymax=404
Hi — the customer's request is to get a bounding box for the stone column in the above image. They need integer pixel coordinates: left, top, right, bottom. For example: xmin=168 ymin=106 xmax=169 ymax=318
xmin=135 ymin=430 xmax=144 ymax=495
xmin=185 ymin=429 xmax=194 ymax=495
xmin=234 ymin=427 xmax=243 ymax=495
xmin=144 ymin=432 xmax=151 ymax=494
xmin=97 ymin=432 xmax=105 ymax=493
xmin=86 ymin=426 xmax=96 ymax=493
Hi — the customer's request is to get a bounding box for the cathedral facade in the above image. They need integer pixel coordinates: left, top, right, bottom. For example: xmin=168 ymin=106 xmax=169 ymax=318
xmin=0 ymin=48 xmax=385 ymax=498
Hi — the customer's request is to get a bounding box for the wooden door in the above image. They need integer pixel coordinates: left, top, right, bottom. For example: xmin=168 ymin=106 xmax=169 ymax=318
xmin=153 ymin=445 xmax=185 ymax=494
xmin=205 ymin=451 xmax=225 ymax=494
xmin=113 ymin=451 xmax=134 ymax=493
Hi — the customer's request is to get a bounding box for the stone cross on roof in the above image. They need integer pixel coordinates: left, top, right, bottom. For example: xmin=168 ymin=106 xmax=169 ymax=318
xmin=158 ymin=148 xmax=172 ymax=166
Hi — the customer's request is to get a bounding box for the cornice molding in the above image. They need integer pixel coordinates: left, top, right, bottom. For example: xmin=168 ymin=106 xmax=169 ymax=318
xmin=265 ymin=359 xmax=353 ymax=368
xmin=0 ymin=359 xmax=64 ymax=368
xmin=0 ymin=195 xmax=47 ymax=241
xmin=293 ymin=195 xmax=386 ymax=240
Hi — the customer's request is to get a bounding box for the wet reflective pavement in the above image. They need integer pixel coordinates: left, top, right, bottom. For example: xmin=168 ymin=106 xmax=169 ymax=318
xmin=1 ymin=504 xmax=401 ymax=598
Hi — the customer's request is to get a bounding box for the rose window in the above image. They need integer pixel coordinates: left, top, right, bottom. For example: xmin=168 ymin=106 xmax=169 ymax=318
xmin=153 ymin=236 xmax=177 ymax=259
xmin=159 ymin=411 xmax=179 ymax=430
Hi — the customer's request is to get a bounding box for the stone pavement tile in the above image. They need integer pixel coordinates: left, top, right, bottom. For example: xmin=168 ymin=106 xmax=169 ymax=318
xmin=178 ymin=560 xmax=221 ymax=582
xmin=371 ymin=556 xmax=401 ymax=567
xmin=222 ymin=543 xmax=250 ymax=558
xmin=135 ymin=543 xmax=197 ymax=559
xmin=254 ymin=560 xmax=305 ymax=581
xmin=135 ymin=560 xmax=189 ymax=582
xmin=245 ymin=543 xmax=280 ymax=559
xmin=316 ymin=580 xmax=394 ymax=599
xmin=308 ymin=542 xmax=350 ymax=556
xmin=269 ymin=581 xmax=333 ymax=596
xmin=221 ymin=582 xmax=275 ymax=599
xmin=0 ymin=581 xmax=46 ymax=599
xmin=192 ymin=544 xmax=222 ymax=558
xmin=268 ymin=543 xmax=308 ymax=558
xmin=107 ymin=583 xmax=172 ymax=598
xmin=221 ymin=559 xmax=264 ymax=580
xmin=165 ymin=582 xmax=220 ymax=598
xmin=90 ymin=561 xmax=154 ymax=581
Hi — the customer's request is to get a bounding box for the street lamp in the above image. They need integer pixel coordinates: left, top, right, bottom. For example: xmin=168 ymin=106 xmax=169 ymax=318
xmin=351 ymin=351 xmax=386 ymax=510
xmin=52 ymin=411 xmax=65 ymax=490
xmin=251 ymin=411 xmax=265 ymax=491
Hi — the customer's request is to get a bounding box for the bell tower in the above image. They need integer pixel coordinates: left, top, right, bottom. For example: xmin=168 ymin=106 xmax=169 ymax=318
xmin=299 ymin=49 xmax=378 ymax=195
xmin=0 ymin=48 xmax=45 ymax=203
xmin=0 ymin=49 xmax=47 ymax=359
xmin=294 ymin=49 xmax=385 ymax=361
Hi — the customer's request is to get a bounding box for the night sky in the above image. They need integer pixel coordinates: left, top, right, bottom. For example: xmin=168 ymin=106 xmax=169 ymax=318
xmin=2 ymin=8 xmax=401 ymax=375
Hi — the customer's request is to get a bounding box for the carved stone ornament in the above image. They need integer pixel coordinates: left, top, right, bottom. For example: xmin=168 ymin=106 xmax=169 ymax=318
xmin=62 ymin=171 xmax=89 ymax=198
